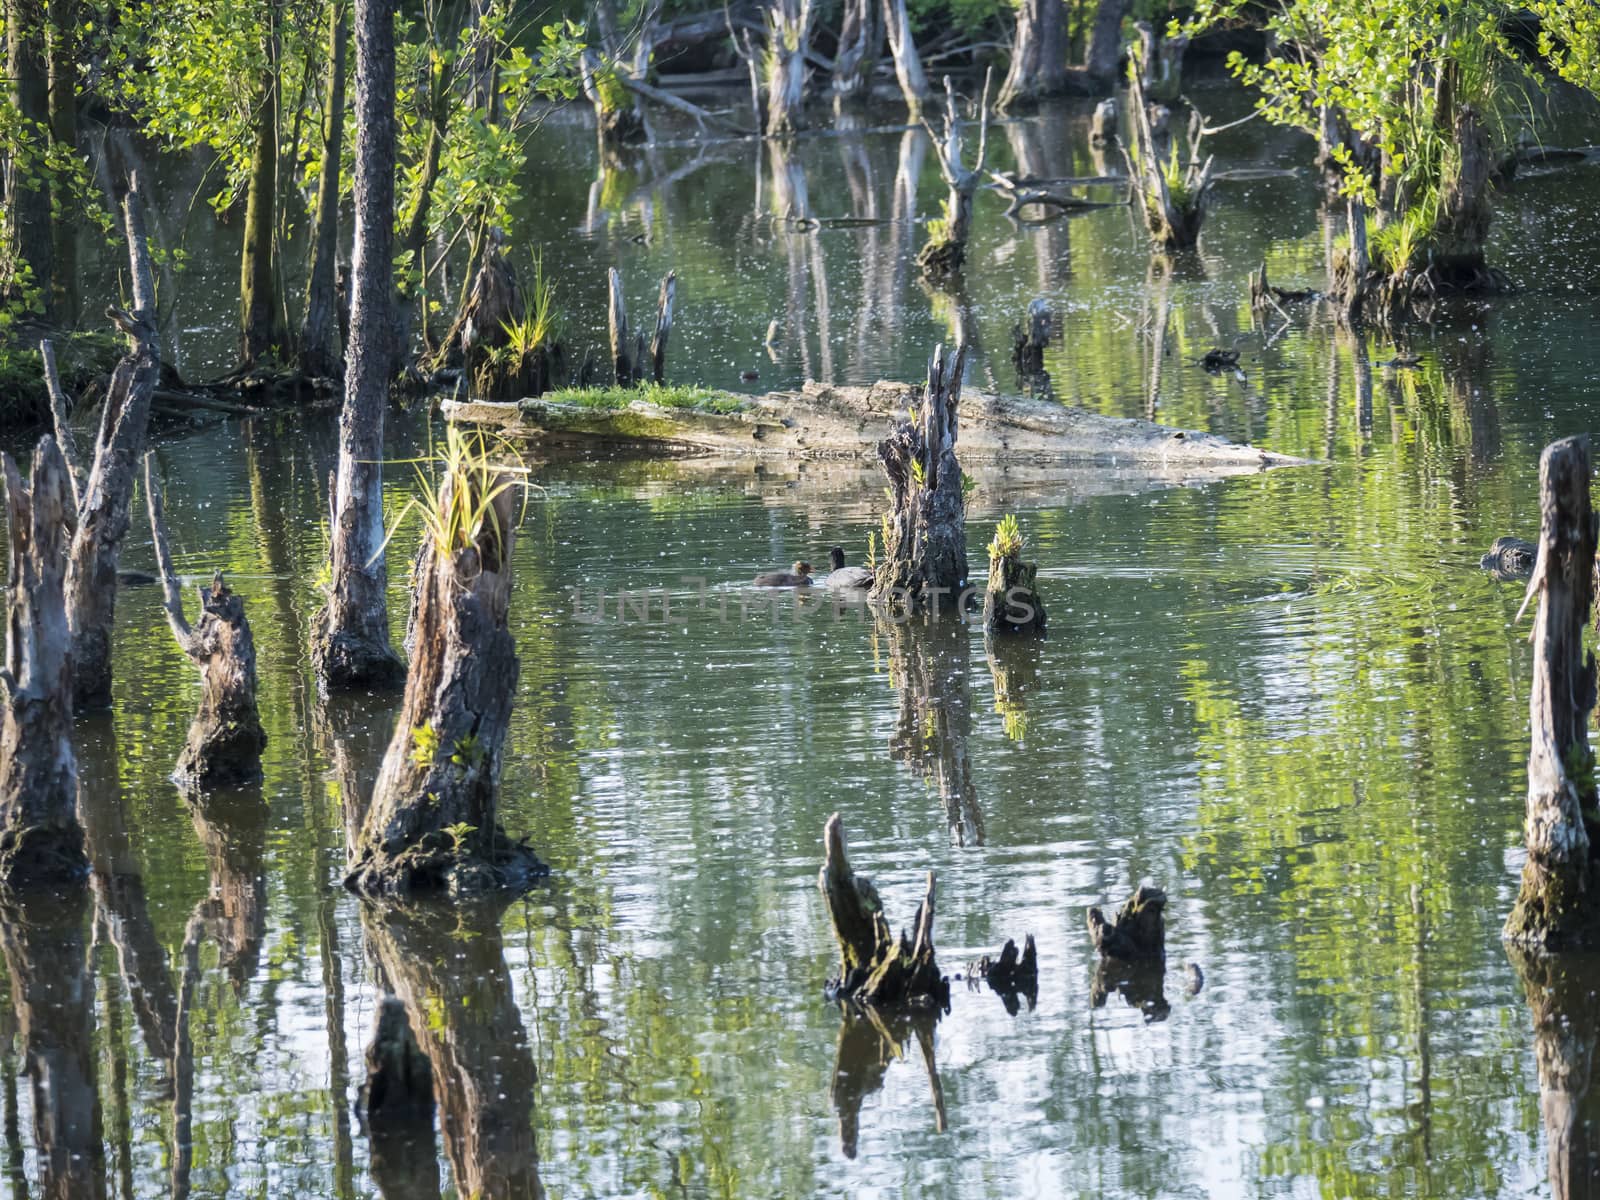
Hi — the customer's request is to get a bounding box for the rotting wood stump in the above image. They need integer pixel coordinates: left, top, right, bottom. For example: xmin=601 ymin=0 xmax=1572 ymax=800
xmin=982 ymin=516 xmax=1046 ymax=636
xmin=1088 ymin=884 xmax=1166 ymax=961
xmin=871 ymin=344 xmax=969 ymax=612
xmin=1505 ymin=436 xmax=1600 ymax=947
xmin=917 ymin=73 xmax=992 ymax=280
xmin=345 ymin=440 xmax=546 ymax=899
xmin=0 ymin=437 xmax=88 ymax=886
xmin=146 ymin=455 xmax=267 ymax=791
xmin=975 ymin=934 xmax=1039 ymax=1013
xmin=1010 ymin=299 xmax=1053 ymax=377
xmin=819 ymin=814 xmax=950 ymax=1010
xmin=607 ymin=267 xmax=676 ymax=387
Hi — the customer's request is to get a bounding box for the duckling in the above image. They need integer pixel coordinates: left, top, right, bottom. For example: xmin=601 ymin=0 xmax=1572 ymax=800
xmin=821 ymin=546 xmax=872 ymax=590
xmin=752 ymin=561 xmax=813 ymax=587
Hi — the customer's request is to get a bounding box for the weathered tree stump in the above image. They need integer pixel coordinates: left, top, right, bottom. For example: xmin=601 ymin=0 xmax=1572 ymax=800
xmin=976 ymin=934 xmax=1038 ymax=1011
xmin=763 ymin=0 xmax=814 ymax=138
xmin=818 ymin=813 xmax=949 ymax=1009
xmin=1088 ymin=884 xmax=1166 ymax=960
xmin=1505 ymin=436 xmax=1600 ymax=947
xmin=66 ymin=181 xmax=159 ymax=710
xmin=1090 ymin=97 xmax=1118 ymax=145
xmin=345 ymin=442 xmax=545 ymax=898
xmin=1010 ymin=298 xmax=1053 ymax=376
xmin=982 ymin=515 xmax=1046 ymax=636
xmin=607 ymin=267 xmax=677 ymax=387
xmin=1126 ymin=69 xmax=1212 ymax=252
xmin=146 ymin=455 xmax=267 ymax=791
xmin=0 ymin=437 xmax=87 ymax=886
xmin=870 ymin=343 xmax=968 ymax=612
xmin=917 ymin=73 xmax=992 ymax=280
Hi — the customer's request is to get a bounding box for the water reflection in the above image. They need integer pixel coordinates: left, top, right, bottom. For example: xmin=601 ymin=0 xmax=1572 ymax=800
xmin=984 ymin=634 xmax=1041 ymax=743
xmin=0 ymin=883 xmax=106 ymax=1199
xmin=877 ymin=615 xmax=984 ymax=846
xmin=1510 ymin=949 xmax=1600 ymax=1199
xmin=362 ymin=899 xmax=543 ymax=1200
xmin=830 ymin=1005 xmax=946 ymax=1160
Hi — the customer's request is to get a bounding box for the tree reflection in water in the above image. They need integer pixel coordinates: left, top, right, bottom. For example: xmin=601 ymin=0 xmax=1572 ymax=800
xmin=829 ymin=1004 xmax=945 ymax=1160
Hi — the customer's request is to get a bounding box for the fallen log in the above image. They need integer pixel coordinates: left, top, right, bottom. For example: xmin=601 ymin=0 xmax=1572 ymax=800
xmin=444 ymin=378 xmax=1310 ymax=472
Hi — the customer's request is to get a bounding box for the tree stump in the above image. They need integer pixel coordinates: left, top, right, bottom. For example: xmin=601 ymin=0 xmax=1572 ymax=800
xmin=0 ymin=437 xmax=87 ymax=886
xmin=146 ymin=456 xmax=267 ymax=791
xmin=1088 ymin=884 xmax=1166 ymax=960
xmin=1090 ymin=97 xmax=1118 ymax=145
xmin=346 ymin=442 xmax=545 ymax=898
xmin=818 ymin=813 xmax=949 ymax=1009
xmin=1010 ymin=298 xmax=1053 ymax=376
xmin=1126 ymin=69 xmax=1211 ymax=252
xmin=917 ymin=74 xmax=991 ymax=280
xmin=608 ymin=267 xmax=676 ymax=387
xmin=1505 ymin=436 xmax=1600 ymax=947
xmin=982 ymin=515 xmax=1046 ymax=636
xmin=976 ymin=934 xmax=1039 ymax=1013
xmin=870 ymin=343 xmax=969 ymax=612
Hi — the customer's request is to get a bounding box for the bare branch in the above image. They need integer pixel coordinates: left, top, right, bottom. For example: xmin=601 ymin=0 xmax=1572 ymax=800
xmin=143 ymin=453 xmax=196 ymax=652
xmin=38 ymin=339 xmax=83 ymax=505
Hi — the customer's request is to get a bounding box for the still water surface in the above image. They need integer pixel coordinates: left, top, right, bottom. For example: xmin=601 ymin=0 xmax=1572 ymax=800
xmin=9 ymin=82 xmax=1600 ymax=1198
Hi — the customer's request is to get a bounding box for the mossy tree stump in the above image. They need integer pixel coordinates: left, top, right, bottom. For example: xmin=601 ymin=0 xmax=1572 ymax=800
xmin=982 ymin=515 xmax=1046 ymax=636
xmin=0 ymin=437 xmax=87 ymax=886
xmin=917 ymin=73 xmax=991 ymax=280
xmin=871 ymin=343 xmax=968 ymax=612
xmin=146 ymin=455 xmax=267 ymax=791
xmin=346 ymin=445 xmax=545 ymax=898
xmin=818 ymin=813 xmax=949 ymax=1009
xmin=1127 ymin=68 xmax=1212 ymax=253
xmin=1505 ymin=436 xmax=1600 ymax=948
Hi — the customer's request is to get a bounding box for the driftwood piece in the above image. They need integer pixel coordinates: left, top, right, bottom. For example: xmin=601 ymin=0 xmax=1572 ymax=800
xmin=346 ymin=446 xmax=545 ymax=898
xmin=818 ymin=814 xmax=949 ymax=1010
xmin=1505 ymin=436 xmax=1600 ymax=947
xmin=1088 ymin=884 xmax=1166 ymax=960
xmin=0 ymin=438 xmax=87 ymax=886
xmin=66 ymin=181 xmax=160 ymax=709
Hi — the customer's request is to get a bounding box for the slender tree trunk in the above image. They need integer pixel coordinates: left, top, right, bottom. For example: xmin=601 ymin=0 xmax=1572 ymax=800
xmin=239 ymin=11 xmax=285 ymax=367
xmin=0 ymin=438 xmax=86 ymax=886
xmin=313 ymin=0 xmax=405 ymax=692
xmin=4 ymin=0 xmax=54 ymax=317
xmin=765 ymin=0 xmax=814 ymax=138
xmin=45 ymin=0 xmax=78 ymax=323
xmin=300 ymin=0 xmax=350 ymax=378
xmin=880 ymin=0 xmax=927 ymax=118
xmin=831 ymin=0 xmax=881 ymax=109
xmin=1505 ymin=436 xmax=1600 ymax=948
xmin=996 ymin=0 xmax=1066 ymax=112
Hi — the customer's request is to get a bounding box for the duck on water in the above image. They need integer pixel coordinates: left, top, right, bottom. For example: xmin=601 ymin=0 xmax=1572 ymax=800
xmin=752 ymin=561 xmax=813 ymax=587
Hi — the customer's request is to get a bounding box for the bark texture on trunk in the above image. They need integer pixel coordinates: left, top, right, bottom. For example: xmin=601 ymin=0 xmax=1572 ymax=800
xmin=346 ymin=454 xmax=543 ymax=898
xmin=299 ymin=0 xmax=350 ymax=379
xmin=870 ymin=343 xmax=968 ymax=611
xmin=1128 ymin=71 xmax=1211 ymax=251
xmin=880 ymin=0 xmax=927 ymax=118
xmin=917 ymin=75 xmax=990 ymax=279
xmin=764 ymin=0 xmax=814 ymax=138
xmin=1505 ymin=436 xmax=1600 ymax=947
xmin=997 ymin=0 xmax=1067 ymax=112
xmin=1084 ymin=0 xmax=1131 ymax=85
xmin=818 ymin=814 xmax=949 ymax=1009
xmin=314 ymin=0 xmax=405 ymax=693
xmin=831 ymin=0 xmax=881 ymax=109
xmin=0 ymin=886 xmax=105 ymax=1199
xmin=983 ymin=540 xmax=1045 ymax=636
xmin=239 ymin=58 xmax=285 ymax=367
xmin=65 ymin=183 xmax=159 ymax=711
xmin=364 ymin=900 xmax=543 ymax=1199
xmin=45 ymin=0 xmax=78 ymax=323
xmin=0 ymin=438 xmax=86 ymax=886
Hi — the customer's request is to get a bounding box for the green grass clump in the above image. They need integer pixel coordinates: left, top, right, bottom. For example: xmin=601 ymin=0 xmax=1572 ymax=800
xmin=543 ymin=382 xmax=748 ymax=416
xmin=989 ymin=513 xmax=1025 ymax=560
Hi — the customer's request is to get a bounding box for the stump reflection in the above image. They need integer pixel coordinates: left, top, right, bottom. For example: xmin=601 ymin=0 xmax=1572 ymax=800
xmin=830 ymin=1005 xmax=946 ymax=1160
xmin=1510 ymin=948 xmax=1600 ymax=1199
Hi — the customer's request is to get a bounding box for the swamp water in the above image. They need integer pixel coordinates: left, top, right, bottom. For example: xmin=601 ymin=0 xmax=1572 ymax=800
xmin=8 ymin=83 xmax=1600 ymax=1198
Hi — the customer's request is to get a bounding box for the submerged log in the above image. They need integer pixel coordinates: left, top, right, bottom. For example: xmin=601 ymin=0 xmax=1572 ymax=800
xmin=872 ymin=344 xmax=968 ymax=611
xmin=0 ymin=438 xmax=87 ymax=886
xmin=66 ymin=182 xmax=160 ymax=709
xmin=819 ymin=814 xmax=949 ymax=1009
xmin=1088 ymin=884 xmax=1166 ymax=960
xmin=1505 ymin=437 xmax=1600 ymax=947
xmin=146 ymin=456 xmax=267 ymax=790
xmin=982 ymin=515 xmax=1045 ymax=636
xmin=346 ymin=442 xmax=545 ymax=898
xmin=445 ymin=377 xmax=1307 ymax=473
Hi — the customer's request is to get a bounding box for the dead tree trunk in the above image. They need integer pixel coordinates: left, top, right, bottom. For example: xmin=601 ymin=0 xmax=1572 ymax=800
xmin=1090 ymin=97 xmax=1117 ymax=145
xmin=346 ymin=449 xmax=544 ymax=898
xmin=996 ymin=0 xmax=1067 ymax=113
xmin=314 ymin=0 xmax=405 ymax=693
xmin=1504 ymin=436 xmax=1600 ymax=948
xmin=65 ymin=180 xmax=159 ymax=710
xmin=1134 ymin=19 xmax=1188 ymax=102
xmin=4 ymin=0 xmax=54 ymax=319
xmin=650 ymin=272 xmax=675 ymax=384
xmin=298 ymin=0 xmax=350 ymax=379
xmin=880 ymin=0 xmax=927 ymax=119
xmin=870 ymin=343 xmax=968 ymax=612
xmin=145 ymin=456 xmax=268 ymax=791
xmin=982 ymin=518 xmax=1046 ymax=635
xmin=1084 ymin=0 xmax=1130 ymax=86
xmin=764 ymin=0 xmax=814 ymax=138
xmin=818 ymin=814 xmax=949 ymax=1009
xmin=238 ymin=57 xmax=285 ymax=367
xmin=917 ymin=73 xmax=991 ymax=279
xmin=607 ymin=267 xmax=675 ymax=387
xmin=1010 ymin=298 xmax=1053 ymax=376
xmin=831 ymin=0 xmax=881 ymax=110
xmin=1127 ymin=70 xmax=1212 ymax=252
xmin=0 ymin=438 xmax=86 ymax=886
